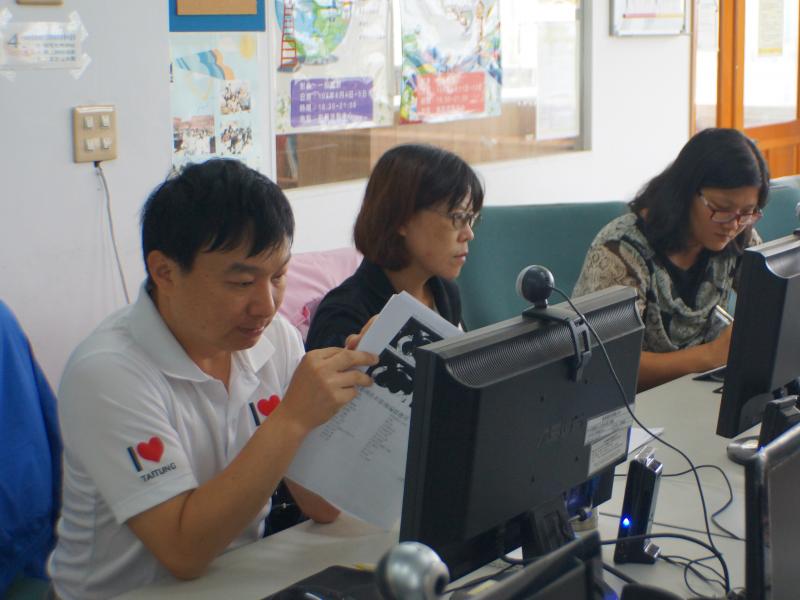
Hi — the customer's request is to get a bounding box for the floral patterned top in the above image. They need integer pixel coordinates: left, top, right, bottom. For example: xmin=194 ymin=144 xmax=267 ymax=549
xmin=573 ymin=213 xmax=761 ymax=353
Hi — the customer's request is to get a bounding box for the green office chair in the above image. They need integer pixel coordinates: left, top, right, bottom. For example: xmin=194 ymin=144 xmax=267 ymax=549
xmin=457 ymin=201 xmax=629 ymax=329
xmin=759 ymin=176 xmax=800 ymax=242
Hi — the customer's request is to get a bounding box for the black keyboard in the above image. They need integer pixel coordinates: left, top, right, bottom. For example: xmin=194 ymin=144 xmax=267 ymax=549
xmin=265 ymin=566 xmax=380 ymax=600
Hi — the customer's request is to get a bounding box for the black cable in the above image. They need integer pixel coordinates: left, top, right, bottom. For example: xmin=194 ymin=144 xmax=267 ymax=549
xmin=95 ymin=161 xmax=131 ymax=303
xmin=663 ymin=555 xmax=713 ymax=598
xmin=550 ymin=287 xmax=723 ymax=557
xmin=684 ymin=556 xmax=727 ymax=592
xmin=599 ymin=533 xmax=729 ymax=593
xmin=661 ymin=554 xmax=726 ymax=598
xmin=608 ymin=463 xmax=742 ymax=541
xmin=494 ymin=526 xmax=528 ymax=566
xmin=710 ymin=492 xmax=739 ymax=540
xmin=661 ymin=518 xmax=738 ymax=542
xmin=602 ymin=562 xmax=637 ymax=585
xmin=598 ymin=510 xmax=740 ymax=542
xmin=662 ymin=464 xmax=741 ymax=540
xmin=663 ymin=553 xmax=725 ymax=583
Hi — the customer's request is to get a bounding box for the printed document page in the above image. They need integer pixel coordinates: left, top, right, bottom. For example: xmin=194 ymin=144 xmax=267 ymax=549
xmin=286 ymin=291 xmax=463 ymax=529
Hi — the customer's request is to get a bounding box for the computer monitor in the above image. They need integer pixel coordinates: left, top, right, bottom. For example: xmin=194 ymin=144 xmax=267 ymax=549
xmin=469 ymin=531 xmax=605 ymax=600
xmin=400 ymin=286 xmax=644 ymax=579
xmin=716 ymin=233 xmax=800 ymax=439
xmin=744 ymin=423 xmax=800 ymax=599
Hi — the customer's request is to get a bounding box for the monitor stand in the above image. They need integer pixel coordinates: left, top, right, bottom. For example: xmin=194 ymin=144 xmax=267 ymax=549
xmin=519 ymin=498 xmax=576 ymax=559
xmin=516 ymin=502 xmax=619 ymax=600
xmin=727 ymin=394 xmax=800 ymax=465
xmin=726 ymin=436 xmax=760 ymax=465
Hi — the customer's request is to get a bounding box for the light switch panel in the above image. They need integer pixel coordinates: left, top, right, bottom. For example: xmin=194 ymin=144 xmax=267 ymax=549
xmin=73 ymin=105 xmax=117 ymax=163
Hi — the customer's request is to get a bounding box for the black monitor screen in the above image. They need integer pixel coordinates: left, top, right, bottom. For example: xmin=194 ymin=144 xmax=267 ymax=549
xmin=400 ymin=286 xmax=643 ymax=579
xmin=717 ymin=234 xmax=800 ymax=438
xmin=745 ymin=424 xmax=800 ymax=599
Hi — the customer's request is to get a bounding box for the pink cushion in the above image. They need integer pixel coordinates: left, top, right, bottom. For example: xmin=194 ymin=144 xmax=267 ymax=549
xmin=279 ymin=247 xmax=362 ymax=340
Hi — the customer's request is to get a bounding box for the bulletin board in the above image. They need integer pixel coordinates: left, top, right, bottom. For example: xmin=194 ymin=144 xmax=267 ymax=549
xmin=169 ymin=0 xmax=265 ymax=32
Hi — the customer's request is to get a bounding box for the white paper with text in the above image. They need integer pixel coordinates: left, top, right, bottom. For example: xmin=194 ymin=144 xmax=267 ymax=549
xmin=286 ymin=291 xmax=463 ymax=529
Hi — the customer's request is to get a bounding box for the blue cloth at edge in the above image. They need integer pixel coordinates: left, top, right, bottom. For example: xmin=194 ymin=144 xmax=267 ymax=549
xmin=0 ymin=300 xmax=62 ymax=596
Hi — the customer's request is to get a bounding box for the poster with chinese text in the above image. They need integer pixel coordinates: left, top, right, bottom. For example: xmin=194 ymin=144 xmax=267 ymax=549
xmin=400 ymin=0 xmax=501 ymax=124
xmin=272 ymin=0 xmax=392 ymax=133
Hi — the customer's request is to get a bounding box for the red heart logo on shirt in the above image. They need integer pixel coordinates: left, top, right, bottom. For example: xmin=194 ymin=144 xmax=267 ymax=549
xmin=137 ymin=437 xmax=164 ymax=462
xmin=257 ymin=395 xmax=281 ymax=417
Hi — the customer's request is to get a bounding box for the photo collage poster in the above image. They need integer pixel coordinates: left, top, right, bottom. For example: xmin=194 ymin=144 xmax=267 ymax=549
xmin=400 ymin=0 xmax=501 ymax=123
xmin=169 ymin=32 xmax=264 ymax=171
xmin=271 ymin=0 xmax=393 ymax=133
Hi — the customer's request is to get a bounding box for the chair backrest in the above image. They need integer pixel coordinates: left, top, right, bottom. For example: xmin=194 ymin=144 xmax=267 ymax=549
xmin=0 ymin=301 xmax=62 ymax=597
xmin=760 ymin=176 xmax=800 ymax=242
xmin=278 ymin=247 xmax=362 ymax=341
xmin=457 ymin=201 xmax=629 ymax=329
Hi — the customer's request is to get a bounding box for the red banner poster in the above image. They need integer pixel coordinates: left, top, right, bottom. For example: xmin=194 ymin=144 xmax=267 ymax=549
xmin=415 ymin=71 xmax=486 ymax=119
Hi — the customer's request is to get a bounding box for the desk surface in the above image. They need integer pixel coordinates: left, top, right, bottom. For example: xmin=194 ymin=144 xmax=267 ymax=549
xmin=118 ymin=375 xmax=748 ymax=599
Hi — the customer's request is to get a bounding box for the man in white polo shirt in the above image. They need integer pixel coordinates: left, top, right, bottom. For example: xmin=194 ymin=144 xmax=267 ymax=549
xmin=48 ymin=159 xmax=378 ymax=600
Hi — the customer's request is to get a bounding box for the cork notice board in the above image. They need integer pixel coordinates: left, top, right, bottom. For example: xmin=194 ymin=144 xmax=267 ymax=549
xmin=177 ymin=0 xmax=258 ymax=15
xmin=169 ymin=0 xmax=264 ymax=31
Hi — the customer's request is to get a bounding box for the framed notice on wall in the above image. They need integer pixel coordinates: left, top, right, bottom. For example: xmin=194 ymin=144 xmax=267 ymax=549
xmin=611 ymin=0 xmax=689 ymax=36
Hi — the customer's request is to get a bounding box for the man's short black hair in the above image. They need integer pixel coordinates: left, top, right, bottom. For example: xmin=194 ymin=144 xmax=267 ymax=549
xmin=141 ymin=159 xmax=294 ymax=285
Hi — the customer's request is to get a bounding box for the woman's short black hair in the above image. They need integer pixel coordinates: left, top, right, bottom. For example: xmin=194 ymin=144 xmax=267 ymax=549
xmin=629 ymin=128 xmax=770 ymax=255
xmin=141 ymin=159 xmax=294 ymax=285
xmin=353 ymin=144 xmax=484 ymax=270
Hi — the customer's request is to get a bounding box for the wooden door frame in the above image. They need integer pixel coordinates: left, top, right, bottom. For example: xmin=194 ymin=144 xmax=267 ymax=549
xmin=689 ymin=0 xmax=697 ymax=134
xmin=695 ymin=0 xmax=800 ymax=130
xmin=689 ymin=0 xmax=745 ymax=134
xmin=716 ymin=0 xmax=745 ymax=129
xmin=691 ymin=0 xmax=800 ymax=175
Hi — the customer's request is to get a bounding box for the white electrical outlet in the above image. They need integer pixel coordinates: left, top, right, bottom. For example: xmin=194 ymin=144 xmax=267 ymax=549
xmin=73 ymin=105 xmax=118 ymax=163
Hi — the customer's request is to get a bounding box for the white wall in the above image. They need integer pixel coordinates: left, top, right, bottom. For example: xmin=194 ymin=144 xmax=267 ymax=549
xmin=0 ymin=0 xmax=690 ymax=386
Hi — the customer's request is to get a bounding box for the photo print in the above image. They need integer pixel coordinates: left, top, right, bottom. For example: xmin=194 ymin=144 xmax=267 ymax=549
xmin=220 ymin=120 xmax=253 ymax=155
xmin=220 ymin=80 xmax=252 ymax=114
xmin=172 ymin=114 xmax=216 ymax=156
xmin=366 ymin=317 xmax=443 ymax=404
xmin=387 ymin=317 xmax=442 ymax=368
xmin=367 ymin=349 xmax=415 ymax=403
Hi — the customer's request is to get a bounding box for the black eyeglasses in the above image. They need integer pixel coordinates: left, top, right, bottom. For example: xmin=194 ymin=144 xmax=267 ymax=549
xmin=699 ymin=194 xmax=762 ymax=226
xmin=445 ymin=210 xmax=480 ymax=230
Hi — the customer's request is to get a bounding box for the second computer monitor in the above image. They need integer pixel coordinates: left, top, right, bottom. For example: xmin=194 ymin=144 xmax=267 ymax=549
xmin=716 ymin=233 xmax=800 ymax=438
xmin=400 ymin=286 xmax=644 ymax=579
xmin=745 ymin=423 xmax=800 ymax=599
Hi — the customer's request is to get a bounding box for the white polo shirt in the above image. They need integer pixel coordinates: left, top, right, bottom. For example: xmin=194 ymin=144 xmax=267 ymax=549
xmin=48 ymin=286 xmax=304 ymax=600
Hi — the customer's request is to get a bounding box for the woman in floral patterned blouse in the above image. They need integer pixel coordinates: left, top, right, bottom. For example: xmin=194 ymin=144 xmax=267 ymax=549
xmin=574 ymin=128 xmax=769 ymax=391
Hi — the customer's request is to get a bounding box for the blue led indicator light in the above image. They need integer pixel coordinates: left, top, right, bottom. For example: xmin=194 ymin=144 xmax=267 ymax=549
xmin=622 ymin=517 xmax=631 ymax=528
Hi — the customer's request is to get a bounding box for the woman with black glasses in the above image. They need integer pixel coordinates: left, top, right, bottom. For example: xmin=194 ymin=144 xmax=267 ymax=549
xmin=306 ymin=144 xmax=483 ymax=351
xmin=574 ymin=128 xmax=769 ymax=391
